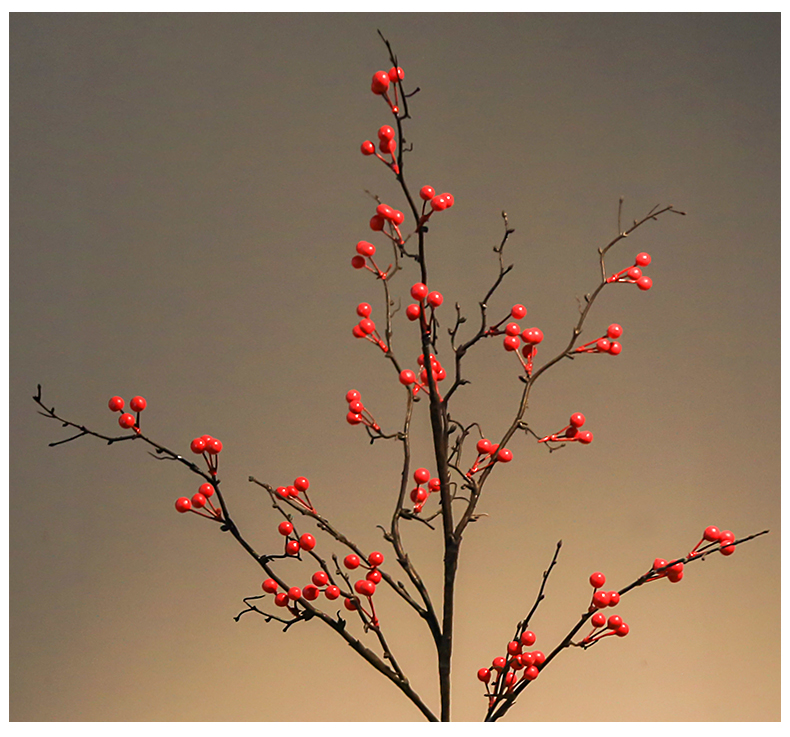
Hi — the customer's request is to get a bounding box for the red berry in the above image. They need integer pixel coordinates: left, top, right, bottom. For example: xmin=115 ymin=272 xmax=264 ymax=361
xmin=175 ymin=497 xmax=191 ymax=513
xmin=427 ymin=291 xmax=443 ymax=307
xmin=589 ymin=572 xmax=606 ymax=588
xmin=191 ymin=493 xmax=207 ymax=509
xmin=119 ymin=413 xmax=136 ymax=429
xmin=503 ymin=336 xmax=520 ymax=352
xmin=199 ymin=483 xmax=214 ymax=498
xmin=608 ymin=341 xmax=622 ymax=355
xmin=366 ymin=568 xmax=382 ymax=584
xmin=636 ymin=276 xmax=653 ymax=291
xmin=349 ymin=400 xmax=364 ymax=414
xmin=435 ymin=367 xmax=447 ymax=381
xmin=288 ymin=587 xmax=302 ymax=601
xmin=704 ymin=525 xmax=721 ymax=542
xmin=392 ymin=210 xmax=405 ymax=225
xmin=287 ymin=486 xmax=299 ymax=498
xmin=414 ymin=468 xmax=430 ymax=484
xmin=430 ymin=195 xmax=447 ymax=211
xmin=325 ymin=586 xmax=340 ymax=600
xmin=357 ymin=303 xmax=372 ymax=318
xmin=303 ymin=584 xmax=320 ymax=601
xmin=312 ymin=571 xmax=329 ymax=587
xmin=607 ymin=615 xmax=623 ymax=630
xmin=262 ymin=578 xmax=278 ymax=594
xmin=371 ymin=71 xmax=390 ymax=94
xmin=593 ymin=591 xmax=610 ymax=609
xmin=274 ymin=592 xmax=289 ymax=607
xmin=352 ymin=325 xmax=365 ymax=339
xmin=532 ymin=651 xmax=546 ymax=665
xmin=577 ymin=431 xmax=593 ymax=444
xmin=507 ymin=640 xmax=522 ymax=656
xmin=276 ymin=486 xmax=289 ymax=499
xmin=351 ymin=255 xmax=366 ymax=269
xmin=207 ymin=438 xmax=222 ymax=454
xmin=344 ymin=598 xmax=358 ymax=611
xmin=504 ymin=322 xmax=521 ymax=336
xmin=476 ymin=439 xmax=493 ymax=455
xmin=616 ymin=623 xmax=630 ymax=637
xmin=525 ymin=665 xmax=539 ymax=681
xmin=359 ymin=318 xmax=376 ymax=335
xmin=399 ymin=369 xmax=416 ymax=385
xmin=406 ymin=304 xmax=421 ymax=321
xmin=354 ymin=580 xmax=376 ymax=597
xmin=346 ymin=390 xmax=361 ymax=403
xmin=346 ymin=412 xmax=363 ymax=425
xmin=379 ymin=138 xmax=396 ymax=155
xmin=492 ymin=657 xmax=507 ymax=671
xmin=608 ymin=591 xmax=620 ymax=606
xmin=521 ymin=652 xmax=535 ymax=666
xmin=369 ymin=215 xmax=385 ymax=231
xmin=429 ymin=478 xmax=441 ymax=491
xmin=278 ymin=521 xmax=293 ymax=536
xmin=635 ymin=252 xmax=651 ymax=267
xmin=129 ymin=396 xmax=146 ymax=412
xmin=477 ymin=668 xmax=491 ymax=683
xmin=511 ymin=304 xmax=527 ymax=319
xmin=591 ymin=612 xmax=606 ymax=627
xmin=410 ymin=283 xmax=429 ymax=300
xmin=504 ymin=672 xmax=516 ymax=687
xmin=286 ymin=540 xmax=301 ymax=556
xmin=570 ymin=413 xmax=586 ymax=428
xmin=419 ymin=185 xmax=435 ymax=201
xmin=376 ymin=203 xmax=395 ymax=221
xmin=520 ymin=630 xmax=536 ymax=646
xmin=410 ymin=487 xmax=428 ymax=503
xmin=497 ymin=448 xmax=513 ymax=463
xmin=388 ymin=67 xmax=404 ymax=82
xmin=627 ymin=266 xmax=642 ymax=280
xmin=108 ymin=396 xmax=124 ymax=412
xmin=653 ymin=558 xmax=668 ymax=572
xmin=344 ymin=554 xmax=361 ymax=570
xmin=522 ymin=328 xmax=544 ymax=344
xmin=300 ymin=533 xmax=316 ymax=551
xmin=294 ymin=477 xmax=309 ymax=492
xmin=201 ymin=435 xmax=213 ymax=444
xmin=360 ymin=140 xmax=375 ymax=155
xmin=368 ymin=551 xmax=384 ymax=567
xmin=356 ymin=240 xmax=376 ymax=257
xmin=607 ymin=324 xmax=623 ymax=339
xmin=442 ymin=193 xmax=454 ymax=208
xmin=378 ymin=125 xmax=395 ymax=141
xmin=719 ymin=530 xmax=735 ymax=544
xmin=596 ymin=338 xmax=611 ymax=352
xmin=668 ymin=569 xmax=684 ymax=583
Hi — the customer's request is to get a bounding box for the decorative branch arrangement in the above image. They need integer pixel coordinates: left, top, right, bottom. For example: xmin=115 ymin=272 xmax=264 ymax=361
xmin=34 ymin=35 xmax=768 ymax=722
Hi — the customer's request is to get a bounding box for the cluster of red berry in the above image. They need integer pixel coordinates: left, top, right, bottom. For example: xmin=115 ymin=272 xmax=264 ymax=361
xmin=108 ymin=395 xmax=146 ymax=432
xmin=361 ymin=125 xmax=400 ymax=174
xmin=351 ymin=302 xmax=388 ymax=353
xmin=408 ymin=467 xmax=441 ymax=514
xmin=466 ymin=438 xmax=513 ymax=477
xmin=477 ymin=630 xmax=545 ymax=703
xmin=275 ymin=476 xmax=315 ymax=513
xmin=277 ymin=518 xmax=316 ymax=557
xmin=575 ymin=323 xmax=624 ymax=356
xmin=345 ymin=389 xmax=380 ymax=432
xmin=371 ymin=202 xmax=406 ymax=245
xmin=607 ymin=252 xmax=653 ymax=290
xmin=492 ymin=308 xmax=544 ymax=375
xmin=399 ymin=353 xmax=447 ymax=399
xmin=577 ymin=571 xmax=629 ymax=645
xmin=405 ymin=282 xmax=444 ymax=324
xmin=370 ymin=66 xmax=404 ymax=114
xmin=690 ymin=525 xmax=737 ymax=557
xmin=189 ymin=433 xmax=224 ymax=475
xmin=416 ymin=185 xmax=454 ymax=229
xmin=346 ymin=551 xmax=385 ymax=625
xmin=538 ymin=413 xmax=594 ymax=445
xmin=351 ymin=240 xmax=391 ymax=280
xmin=174 ymin=482 xmax=223 ymax=520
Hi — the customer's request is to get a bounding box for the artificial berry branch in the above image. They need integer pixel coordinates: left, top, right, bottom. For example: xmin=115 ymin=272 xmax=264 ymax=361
xmin=34 ymin=35 xmax=768 ymax=722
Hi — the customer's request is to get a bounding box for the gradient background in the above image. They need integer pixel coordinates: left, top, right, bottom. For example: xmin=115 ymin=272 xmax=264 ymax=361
xmin=10 ymin=13 xmax=780 ymax=722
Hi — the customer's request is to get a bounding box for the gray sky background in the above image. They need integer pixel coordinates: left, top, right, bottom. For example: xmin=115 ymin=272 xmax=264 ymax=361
xmin=10 ymin=13 xmax=780 ymax=722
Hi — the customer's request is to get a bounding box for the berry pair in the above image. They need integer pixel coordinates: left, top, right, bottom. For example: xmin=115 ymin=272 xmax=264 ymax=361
xmin=588 ymin=572 xmax=621 ymax=610
xmin=582 ymin=612 xmax=630 ymax=644
xmin=189 ymin=434 xmax=223 ymax=475
xmin=360 ymin=124 xmax=400 ymax=174
xmin=466 ymin=438 xmax=513 ymax=477
xmin=370 ymin=66 xmax=404 ymax=114
xmin=538 ymin=413 xmax=593 ymax=445
xmin=575 ymin=323 xmax=624 ymax=355
xmin=417 ymin=185 xmax=454 ymax=227
xmin=408 ymin=467 xmax=441 ymax=514
xmin=174 ymin=482 xmax=223 ymax=521
xmin=345 ymin=389 xmax=380 ymax=432
xmin=607 ymin=252 xmax=653 ymax=290
xmin=275 ymin=476 xmax=315 ymax=513
xmin=370 ymin=202 xmax=406 ymax=246
xmin=351 ymin=303 xmax=388 ymax=353
xmin=351 ymin=240 xmax=391 ymax=280
xmin=108 ymin=395 xmax=147 ymax=432
xmin=277 ymin=518 xmax=317 ymax=557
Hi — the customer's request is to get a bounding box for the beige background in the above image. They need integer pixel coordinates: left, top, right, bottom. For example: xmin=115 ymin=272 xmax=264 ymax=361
xmin=10 ymin=13 xmax=780 ymax=721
